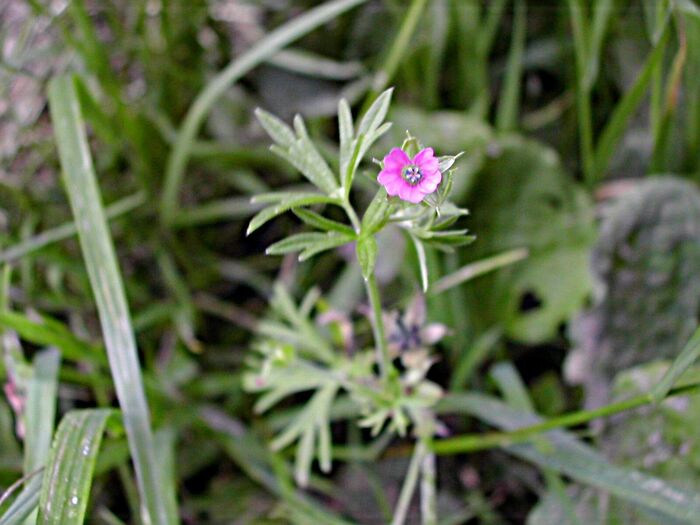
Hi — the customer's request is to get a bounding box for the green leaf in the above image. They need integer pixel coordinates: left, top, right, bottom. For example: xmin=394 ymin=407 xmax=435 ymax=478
xmin=409 ymin=234 xmax=429 ymax=293
xmin=266 ymin=232 xmax=330 ymax=255
xmin=247 ymin=193 xmax=341 ymax=235
xmin=0 ymin=192 xmax=145 ymax=264
xmin=299 ymin=234 xmax=354 ymax=261
xmin=361 ymin=188 xmax=392 ymax=235
xmin=268 ymin=383 xmax=339 ymax=487
xmin=292 ymin=209 xmax=355 ymax=235
xmin=48 ymin=75 xmax=168 ymax=525
xmin=0 ymin=311 xmax=106 ymax=367
xmin=266 ymin=232 xmax=353 ymax=261
xmin=169 ymin=197 xmax=261 ymax=228
xmin=357 ymin=88 xmax=393 ymax=137
xmin=256 ymin=111 xmax=339 ymax=195
xmin=37 ymin=409 xmax=114 ymax=525
xmin=255 ymin=108 xmax=296 ymax=148
xmin=356 ymin=235 xmax=377 ymax=281
xmin=338 ymin=98 xmax=354 ymax=180
xmin=652 ymin=327 xmax=700 ymax=402
xmin=342 ymin=134 xmax=365 ymax=197
xmin=584 ymin=0 xmax=615 ymax=89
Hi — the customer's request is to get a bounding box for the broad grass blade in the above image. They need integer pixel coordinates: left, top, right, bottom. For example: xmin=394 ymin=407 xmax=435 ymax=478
xmin=37 ymin=410 xmax=113 ymax=525
xmin=48 ymin=75 xmax=170 ymax=525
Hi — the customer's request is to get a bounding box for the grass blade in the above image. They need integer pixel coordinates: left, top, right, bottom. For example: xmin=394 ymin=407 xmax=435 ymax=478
xmin=160 ymin=0 xmax=367 ymax=224
xmin=592 ymin=23 xmax=671 ymax=180
xmin=495 ymin=0 xmax=526 ymax=132
xmin=37 ymin=410 xmax=113 ymax=525
xmin=0 ymin=476 xmax=42 ymax=525
xmin=568 ymin=0 xmax=595 ymax=184
xmin=362 ymin=0 xmax=427 ymax=108
xmin=48 ymin=75 xmax=170 ymax=525
xmin=153 ymin=429 xmax=179 ymax=525
xmin=24 ymin=349 xmax=61 ymax=475
xmin=430 ymin=248 xmax=528 ymax=295
xmin=651 ymin=326 xmax=700 ymax=402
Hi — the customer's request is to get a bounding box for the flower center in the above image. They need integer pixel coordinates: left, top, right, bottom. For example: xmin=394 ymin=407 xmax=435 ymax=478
xmin=402 ymin=165 xmax=423 ymax=185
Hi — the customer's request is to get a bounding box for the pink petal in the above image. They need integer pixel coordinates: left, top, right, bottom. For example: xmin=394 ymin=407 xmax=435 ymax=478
xmin=383 ymin=148 xmax=411 ymax=170
xmin=413 ymin=148 xmax=439 ymax=174
xmin=413 ymin=147 xmax=434 ymax=164
xmin=398 ymin=184 xmax=425 ymax=203
xmin=378 ymin=168 xmax=401 ymax=185
xmin=383 ymin=178 xmax=404 ymax=196
xmin=417 ymin=171 xmax=442 ymax=194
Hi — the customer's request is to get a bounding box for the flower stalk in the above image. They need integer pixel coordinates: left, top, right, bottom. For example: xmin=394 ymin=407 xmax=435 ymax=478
xmin=365 ymin=273 xmax=392 ymax=380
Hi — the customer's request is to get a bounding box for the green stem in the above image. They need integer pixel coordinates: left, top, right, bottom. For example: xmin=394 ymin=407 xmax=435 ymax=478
xmin=420 ymin=446 xmax=437 ymax=525
xmin=342 ymin=200 xmax=362 ymax=234
xmin=432 ymin=379 xmax=700 ymax=455
xmin=365 ymin=274 xmax=392 ymax=380
xmin=391 ymin=440 xmax=426 ymax=525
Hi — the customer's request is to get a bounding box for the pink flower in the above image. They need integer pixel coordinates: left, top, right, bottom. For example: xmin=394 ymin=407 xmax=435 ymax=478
xmin=377 ymin=147 xmax=442 ymax=203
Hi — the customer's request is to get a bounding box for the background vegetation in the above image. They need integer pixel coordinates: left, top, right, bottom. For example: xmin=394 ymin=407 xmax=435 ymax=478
xmin=2 ymin=0 xmax=700 ymax=523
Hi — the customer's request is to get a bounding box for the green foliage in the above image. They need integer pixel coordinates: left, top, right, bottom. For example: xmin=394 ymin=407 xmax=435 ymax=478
xmin=466 ymin=136 xmax=595 ymax=343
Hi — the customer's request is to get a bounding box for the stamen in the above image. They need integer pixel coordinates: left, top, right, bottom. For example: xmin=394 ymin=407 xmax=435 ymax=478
xmin=402 ymin=165 xmax=423 ymax=185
